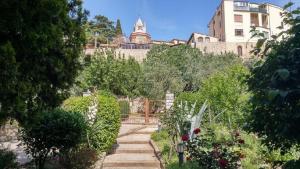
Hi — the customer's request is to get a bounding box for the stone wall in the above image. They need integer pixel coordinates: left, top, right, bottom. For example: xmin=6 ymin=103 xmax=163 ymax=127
xmin=194 ymin=42 xmax=256 ymax=59
xmin=115 ymin=49 xmax=149 ymax=63
xmin=85 ymin=42 xmax=257 ymax=62
xmin=0 ymin=121 xmax=19 ymax=142
xmin=84 ymin=48 xmax=149 ymax=63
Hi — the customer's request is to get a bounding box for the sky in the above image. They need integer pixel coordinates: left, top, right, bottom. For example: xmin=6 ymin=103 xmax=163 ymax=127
xmin=83 ymin=0 xmax=299 ymax=41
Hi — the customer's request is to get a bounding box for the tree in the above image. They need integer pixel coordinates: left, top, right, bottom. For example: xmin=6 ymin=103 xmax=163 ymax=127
xmin=115 ymin=19 xmax=123 ymax=36
xmin=142 ymin=44 xmax=241 ymax=99
xmin=74 ymin=50 xmax=143 ymax=97
xmin=90 ymin=15 xmax=116 ymax=44
xmin=0 ymin=0 xmax=87 ymax=125
xmin=247 ymin=3 xmax=300 ymax=151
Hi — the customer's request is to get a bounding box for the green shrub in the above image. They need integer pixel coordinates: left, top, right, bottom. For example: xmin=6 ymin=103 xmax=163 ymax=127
xmin=63 ymin=91 xmax=121 ymax=152
xmin=60 ymin=147 xmax=98 ymax=169
xmin=20 ymin=109 xmax=87 ymax=169
xmin=197 ymin=64 xmax=250 ymax=128
xmin=174 ymin=92 xmax=201 ymax=113
xmin=119 ymin=100 xmax=130 ymax=119
xmin=62 ymin=96 xmax=92 ymax=114
xmin=90 ymin=93 xmax=121 ymax=152
xmin=0 ymin=149 xmax=19 ymax=169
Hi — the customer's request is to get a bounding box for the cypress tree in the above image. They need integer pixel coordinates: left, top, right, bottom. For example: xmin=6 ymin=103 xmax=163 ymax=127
xmin=115 ymin=19 xmax=123 ymax=36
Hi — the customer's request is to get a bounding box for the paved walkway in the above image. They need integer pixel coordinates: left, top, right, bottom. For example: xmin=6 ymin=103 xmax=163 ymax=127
xmin=102 ymin=124 xmax=161 ymax=169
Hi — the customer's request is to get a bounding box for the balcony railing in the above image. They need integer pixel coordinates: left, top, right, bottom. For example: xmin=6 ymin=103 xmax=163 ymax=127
xmin=234 ymin=6 xmax=250 ymax=11
xmin=250 ymin=7 xmax=267 ymax=13
xmin=234 ymin=6 xmax=268 ymax=13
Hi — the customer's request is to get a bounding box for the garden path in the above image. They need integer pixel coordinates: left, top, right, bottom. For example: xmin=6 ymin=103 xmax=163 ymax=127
xmin=102 ymin=123 xmax=161 ymax=169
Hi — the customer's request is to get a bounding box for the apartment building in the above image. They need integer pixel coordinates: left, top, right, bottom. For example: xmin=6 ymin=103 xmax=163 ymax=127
xmin=208 ymin=0 xmax=286 ymax=43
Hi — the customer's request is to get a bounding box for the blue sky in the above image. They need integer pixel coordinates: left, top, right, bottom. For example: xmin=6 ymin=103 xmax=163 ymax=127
xmin=83 ymin=0 xmax=299 ymax=41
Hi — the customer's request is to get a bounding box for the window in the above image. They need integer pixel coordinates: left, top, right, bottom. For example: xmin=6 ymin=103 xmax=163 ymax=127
xmin=234 ymin=14 xmax=243 ymax=23
xmin=251 ymin=13 xmax=259 ymax=26
xmin=197 ymin=37 xmax=203 ymax=42
xmin=235 ymin=29 xmax=244 ymax=36
xmin=237 ymin=46 xmax=243 ymax=56
xmin=234 ymin=1 xmax=248 ymax=7
xmin=205 ymin=37 xmax=210 ymax=42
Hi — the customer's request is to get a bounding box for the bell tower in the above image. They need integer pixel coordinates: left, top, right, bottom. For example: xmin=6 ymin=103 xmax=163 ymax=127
xmin=130 ymin=17 xmax=151 ymax=44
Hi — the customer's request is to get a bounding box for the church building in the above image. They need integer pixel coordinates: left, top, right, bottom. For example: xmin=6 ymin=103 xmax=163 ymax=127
xmin=129 ymin=18 xmax=151 ymax=44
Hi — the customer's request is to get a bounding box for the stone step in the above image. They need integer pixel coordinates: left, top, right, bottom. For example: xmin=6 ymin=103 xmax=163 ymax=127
xmin=103 ymin=153 xmax=160 ymax=168
xmin=134 ymin=127 xmax=158 ymax=134
xmin=103 ymin=167 xmax=160 ymax=169
xmin=118 ymin=124 xmax=145 ymax=136
xmin=117 ymin=134 xmax=150 ymax=144
xmin=113 ymin=144 xmax=154 ymax=154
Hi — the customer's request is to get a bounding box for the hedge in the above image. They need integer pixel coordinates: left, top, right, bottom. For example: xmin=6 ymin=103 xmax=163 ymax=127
xmin=62 ymin=91 xmax=121 ymax=152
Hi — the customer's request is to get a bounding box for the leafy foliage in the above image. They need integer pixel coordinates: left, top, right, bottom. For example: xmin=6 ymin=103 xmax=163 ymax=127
xmin=59 ymin=147 xmax=98 ymax=169
xmin=0 ymin=149 xmax=19 ymax=169
xmin=247 ymin=3 xmax=300 ymax=151
xmin=20 ymin=109 xmax=87 ymax=169
xmin=198 ymin=64 xmax=250 ymax=128
xmin=75 ymin=51 xmax=143 ymax=97
xmin=142 ymin=45 xmax=241 ymax=99
xmin=63 ymin=91 xmax=121 ymax=152
xmin=62 ymin=96 xmax=92 ymax=114
xmin=186 ymin=127 xmax=243 ymax=169
xmin=173 ymin=64 xmax=250 ymax=128
xmin=86 ymin=15 xmax=116 ymax=45
xmin=151 ymin=130 xmax=199 ymax=169
xmin=0 ymin=0 xmax=87 ymax=124
xmin=91 ymin=92 xmax=121 ymax=152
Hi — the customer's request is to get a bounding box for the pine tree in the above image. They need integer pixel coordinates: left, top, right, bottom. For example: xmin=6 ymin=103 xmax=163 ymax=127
xmin=115 ymin=19 xmax=123 ymax=36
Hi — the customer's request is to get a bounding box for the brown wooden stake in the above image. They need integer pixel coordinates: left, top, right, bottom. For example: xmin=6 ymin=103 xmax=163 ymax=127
xmin=144 ymin=98 xmax=150 ymax=124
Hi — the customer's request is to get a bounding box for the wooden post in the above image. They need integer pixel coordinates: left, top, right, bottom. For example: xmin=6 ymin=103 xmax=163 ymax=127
xmin=144 ymin=98 xmax=150 ymax=124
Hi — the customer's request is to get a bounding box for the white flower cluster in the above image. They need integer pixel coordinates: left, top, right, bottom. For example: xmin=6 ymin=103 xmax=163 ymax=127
xmin=87 ymin=98 xmax=97 ymax=125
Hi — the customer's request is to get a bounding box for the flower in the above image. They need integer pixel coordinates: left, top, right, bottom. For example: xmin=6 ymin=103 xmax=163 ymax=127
xmin=218 ymin=159 xmax=228 ymax=168
xmin=181 ymin=134 xmax=189 ymax=141
xmin=193 ymin=128 xmax=201 ymax=134
xmin=238 ymin=139 xmax=245 ymax=144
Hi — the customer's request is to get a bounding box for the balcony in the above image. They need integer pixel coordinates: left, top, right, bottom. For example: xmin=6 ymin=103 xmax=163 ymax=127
xmin=250 ymin=7 xmax=268 ymax=13
xmin=234 ymin=6 xmax=250 ymax=11
xmin=234 ymin=6 xmax=268 ymax=14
